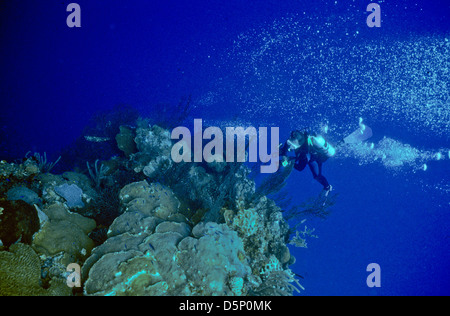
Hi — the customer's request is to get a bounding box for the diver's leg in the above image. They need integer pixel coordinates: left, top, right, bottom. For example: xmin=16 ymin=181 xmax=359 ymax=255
xmin=308 ymin=160 xmax=330 ymax=190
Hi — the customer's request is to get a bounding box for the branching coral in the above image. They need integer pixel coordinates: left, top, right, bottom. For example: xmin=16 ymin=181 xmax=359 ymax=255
xmin=289 ymin=224 xmax=318 ymax=248
xmin=25 ymin=151 xmax=61 ymax=173
xmin=253 ymin=269 xmax=304 ymax=296
xmin=252 ymin=255 xmax=303 ymax=296
xmin=87 ymin=159 xmax=110 ymax=189
xmin=285 ymin=191 xmax=338 ymax=224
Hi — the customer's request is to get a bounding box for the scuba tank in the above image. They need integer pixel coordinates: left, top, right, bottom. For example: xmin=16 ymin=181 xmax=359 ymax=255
xmin=308 ymin=135 xmax=336 ymax=159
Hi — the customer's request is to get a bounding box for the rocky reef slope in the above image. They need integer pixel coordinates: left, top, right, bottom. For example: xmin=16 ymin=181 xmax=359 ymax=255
xmin=0 ymin=118 xmax=304 ymax=296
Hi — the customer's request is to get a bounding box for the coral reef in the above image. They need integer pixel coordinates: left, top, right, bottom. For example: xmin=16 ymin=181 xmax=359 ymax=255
xmin=230 ymin=206 xmax=262 ymax=237
xmin=131 ymin=123 xmax=174 ymax=179
xmin=0 ymin=158 xmax=40 ymax=180
xmin=82 ymin=173 xmax=298 ymax=296
xmin=82 ymin=203 xmax=252 ymax=296
xmin=0 ymin=115 xmax=320 ymax=296
xmin=0 ymin=157 xmax=98 ymax=296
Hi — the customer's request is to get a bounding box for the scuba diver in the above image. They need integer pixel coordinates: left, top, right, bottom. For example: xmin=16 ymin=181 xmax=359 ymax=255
xmin=280 ymin=130 xmax=335 ymax=195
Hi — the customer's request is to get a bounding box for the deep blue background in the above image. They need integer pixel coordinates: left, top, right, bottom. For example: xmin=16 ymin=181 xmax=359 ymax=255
xmin=0 ymin=0 xmax=449 ymax=295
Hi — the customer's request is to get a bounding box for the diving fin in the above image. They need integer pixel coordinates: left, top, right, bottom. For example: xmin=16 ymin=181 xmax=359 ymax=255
xmin=343 ymin=123 xmax=373 ymax=144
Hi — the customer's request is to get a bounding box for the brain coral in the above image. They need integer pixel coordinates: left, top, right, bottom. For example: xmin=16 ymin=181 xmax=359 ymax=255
xmin=0 ymin=243 xmax=70 ymax=296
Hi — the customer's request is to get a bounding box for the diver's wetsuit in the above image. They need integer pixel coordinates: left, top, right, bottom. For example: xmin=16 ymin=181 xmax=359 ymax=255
xmin=280 ymin=140 xmax=330 ymax=190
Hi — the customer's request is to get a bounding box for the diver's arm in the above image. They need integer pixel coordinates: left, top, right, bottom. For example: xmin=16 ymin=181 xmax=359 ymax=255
xmin=279 ymin=141 xmax=295 ymax=167
xmin=279 ymin=141 xmax=289 ymax=157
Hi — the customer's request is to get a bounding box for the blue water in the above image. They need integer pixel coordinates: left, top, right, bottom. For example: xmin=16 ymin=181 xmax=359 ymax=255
xmin=1 ymin=0 xmax=449 ymax=295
